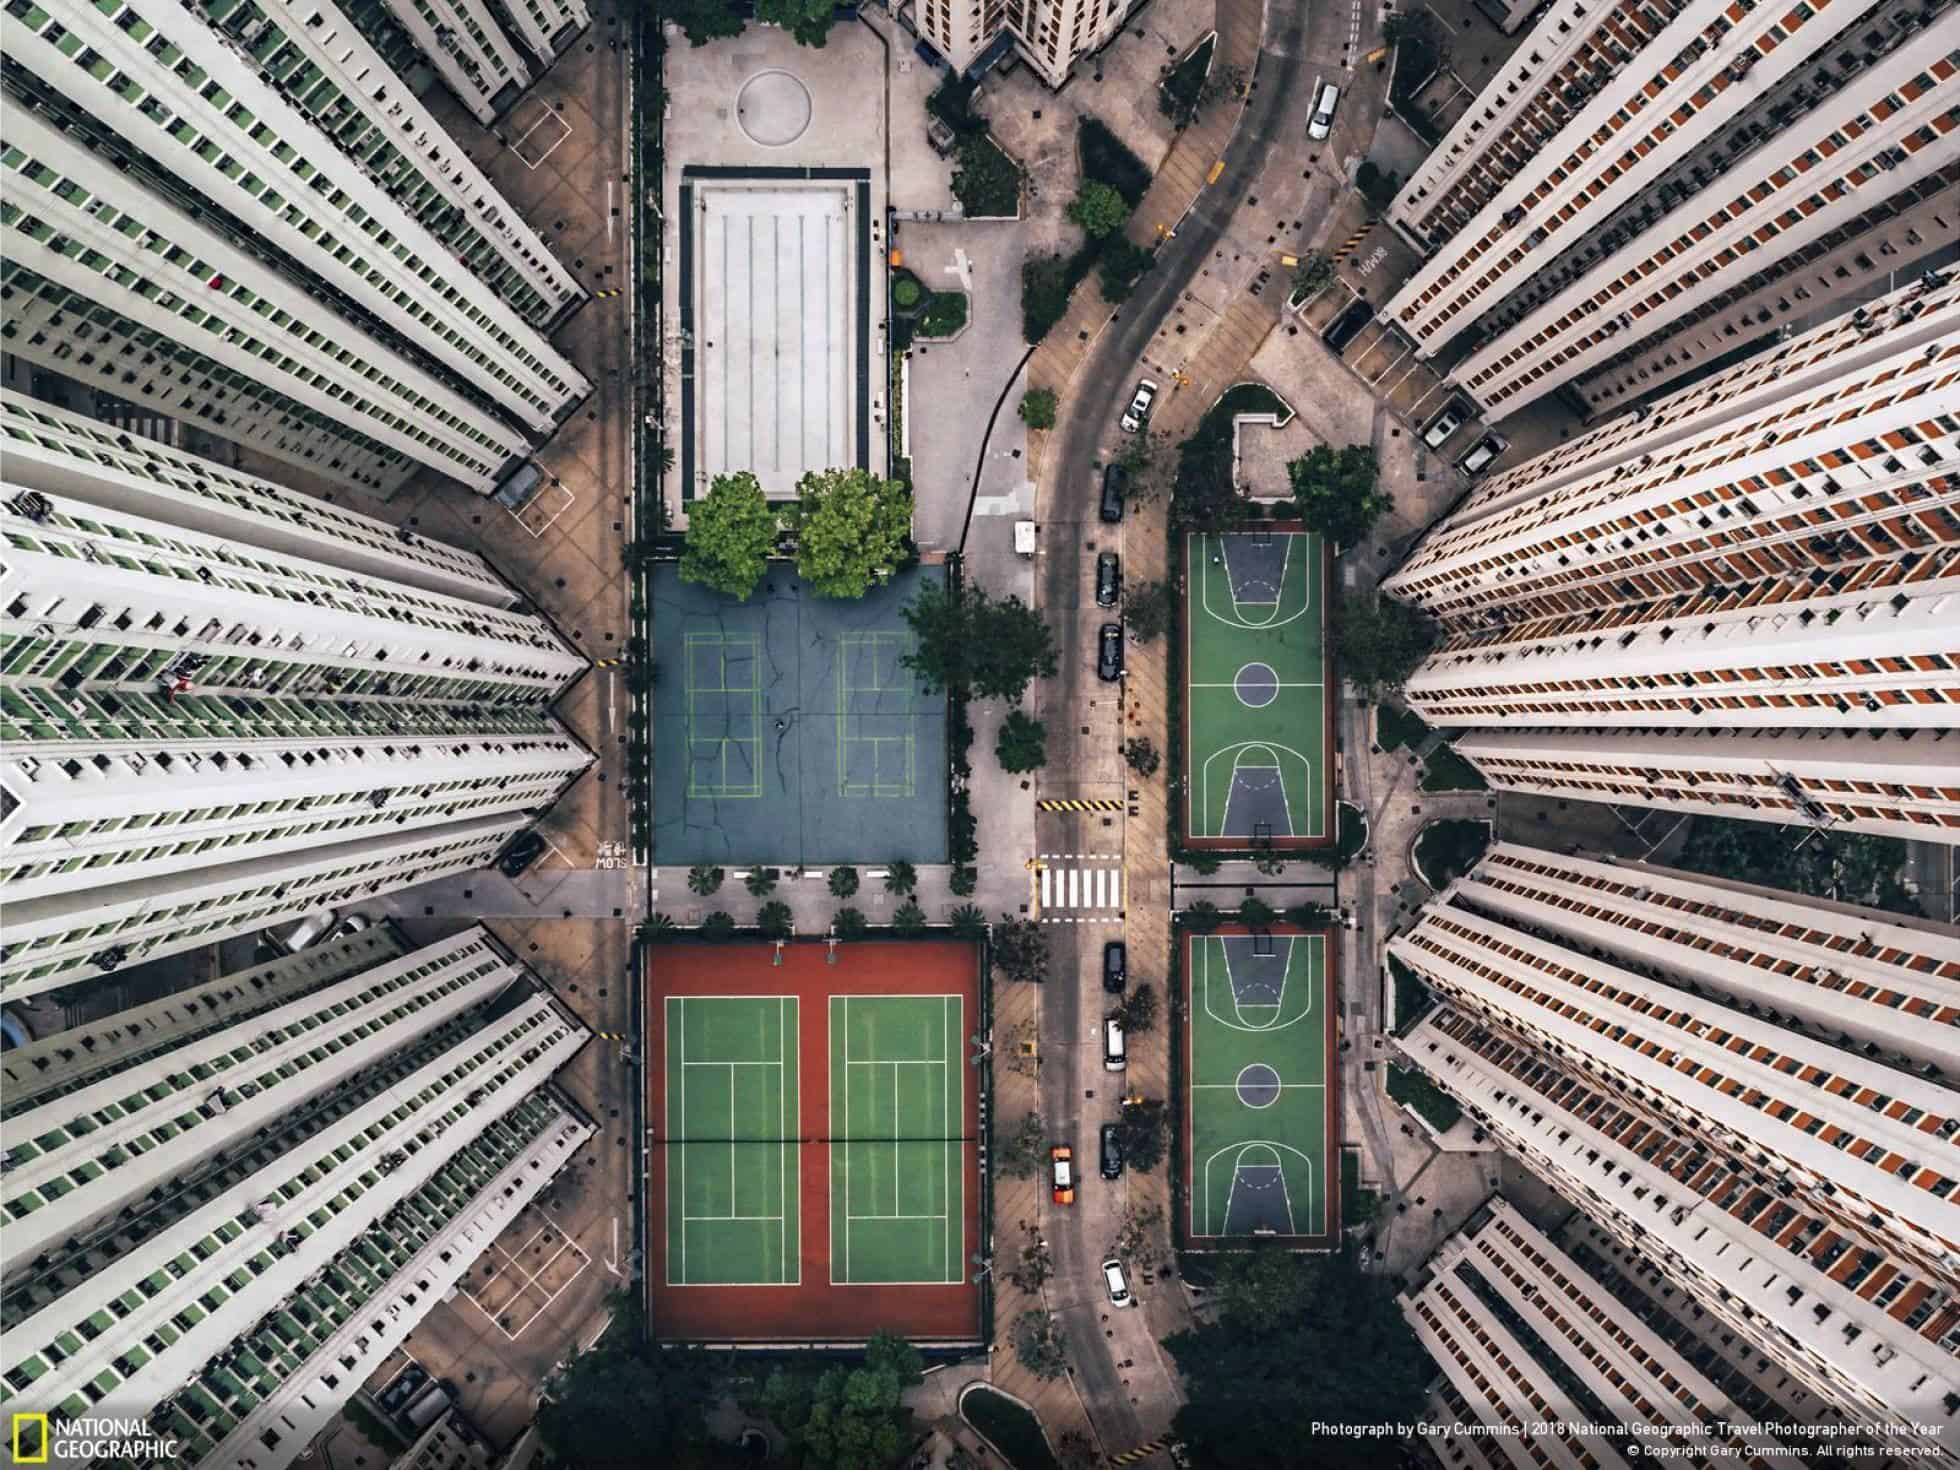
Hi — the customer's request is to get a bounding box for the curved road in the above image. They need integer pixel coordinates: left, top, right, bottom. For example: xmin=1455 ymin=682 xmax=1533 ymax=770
xmin=1034 ymin=4 xmax=1317 ymax=1452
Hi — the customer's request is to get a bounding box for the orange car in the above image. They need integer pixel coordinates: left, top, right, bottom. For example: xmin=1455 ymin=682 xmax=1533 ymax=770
xmin=1050 ymin=1145 xmax=1075 ymax=1206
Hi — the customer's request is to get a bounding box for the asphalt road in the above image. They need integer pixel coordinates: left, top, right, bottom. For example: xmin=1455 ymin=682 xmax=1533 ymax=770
xmin=1034 ymin=6 xmax=1317 ymax=1450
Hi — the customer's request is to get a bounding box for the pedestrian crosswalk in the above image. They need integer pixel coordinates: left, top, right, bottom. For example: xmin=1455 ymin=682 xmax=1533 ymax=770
xmin=1036 ymin=855 xmax=1123 ymax=923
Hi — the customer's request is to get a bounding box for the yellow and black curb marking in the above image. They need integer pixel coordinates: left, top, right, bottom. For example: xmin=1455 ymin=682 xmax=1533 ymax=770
xmin=593 ymin=657 xmax=626 ymax=668
xmin=594 ymin=288 xmax=625 ymax=299
xmin=595 ymin=1031 xmax=631 ymax=1041
xmin=1330 ymin=219 xmax=1380 ymax=264
xmin=1037 ymin=798 xmax=1125 ymax=812
xmin=1111 ymin=1440 xmax=1175 ymax=1465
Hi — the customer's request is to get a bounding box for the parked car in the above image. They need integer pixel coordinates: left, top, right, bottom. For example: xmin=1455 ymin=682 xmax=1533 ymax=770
xmin=1100 ymin=1122 xmax=1123 ymax=1179
xmin=1099 ymin=463 xmax=1128 ymax=523
xmin=1323 ymin=299 xmax=1373 ymax=352
xmin=1307 ymin=80 xmax=1341 ymax=140
xmin=1103 ymin=1016 xmax=1127 ymax=1071
xmin=1102 ymin=940 xmax=1126 ymax=992
xmin=1102 ymin=1257 xmax=1133 ymax=1306
xmin=1050 ymin=1144 xmax=1075 ymax=1206
xmin=1119 ymin=379 xmax=1157 ymax=433
xmin=1458 ymin=432 xmax=1507 ymax=476
xmin=1095 ymin=551 xmax=1121 ymax=607
xmin=1097 ymin=623 xmax=1124 ymax=681
xmin=497 ymin=829 xmax=547 ymax=877
xmin=1423 ymin=401 xmax=1470 ymax=449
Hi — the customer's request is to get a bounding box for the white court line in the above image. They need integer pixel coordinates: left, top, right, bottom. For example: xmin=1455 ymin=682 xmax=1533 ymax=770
xmin=1188 ymin=681 xmax=1325 ymax=688
xmin=1190 ymin=1082 xmax=1326 ymax=1088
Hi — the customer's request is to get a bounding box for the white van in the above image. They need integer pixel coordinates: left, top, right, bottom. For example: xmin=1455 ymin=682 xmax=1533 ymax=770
xmin=1103 ymin=1016 xmax=1127 ymax=1072
xmin=1308 ymin=82 xmax=1341 ymax=140
xmin=1102 ymin=1258 xmax=1133 ymax=1306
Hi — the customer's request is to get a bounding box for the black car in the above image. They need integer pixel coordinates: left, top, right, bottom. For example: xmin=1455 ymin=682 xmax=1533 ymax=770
xmin=1100 ymin=1122 xmax=1123 ymax=1179
xmin=1097 ymin=623 xmax=1124 ymax=681
xmin=1324 ymin=299 xmax=1374 ymax=352
xmin=1103 ymin=940 xmax=1127 ymax=992
xmin=1099 ymin=464 xmax=1128 ymax=523
xmin=1095 ymin=551 xmax=1121 ymax=607
xmin=497 ymin=830 xmax=546 ymax=877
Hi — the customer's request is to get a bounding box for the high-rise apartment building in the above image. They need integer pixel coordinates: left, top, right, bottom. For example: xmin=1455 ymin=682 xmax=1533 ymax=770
xmin=1381 ymin=273 xmax=1960 ymax=841
xmin=0 ymin=0 xmax=591 ymax=496
xmin=909 ymin=0 xmax=1135 ymax=91
xmin=0 ymin=927 xmax=592 ymax=1470
xmin=1389 ymin=843 xmax=1960 ymax=1454
xmin=0 ymin=427 xmax=590 ymax=998
xmin=1381 ymin=0 xmax=1960 ymax=416
xmin=1400 ymin=1197 xmax=1800 ymax=1470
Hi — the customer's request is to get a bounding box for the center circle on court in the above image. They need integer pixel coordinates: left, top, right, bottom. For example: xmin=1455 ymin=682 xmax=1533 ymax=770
xmin=1234 ymin=661 xmax=1279 ymax=707
xmin=1235 ymin=1063 xmax=1281 ymax=1108
xmin=735 ymin=70 xmax=814 ymax=146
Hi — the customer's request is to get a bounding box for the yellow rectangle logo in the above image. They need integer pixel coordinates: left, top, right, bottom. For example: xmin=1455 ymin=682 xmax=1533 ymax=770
xmin=12 ymin=1412 xmax=49 ymax=1464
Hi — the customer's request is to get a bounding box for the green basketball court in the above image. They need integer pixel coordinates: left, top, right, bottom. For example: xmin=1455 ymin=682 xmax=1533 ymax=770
xmin=830 ymin=994 xmax=966 ymax=1285
xmin=1184 ymin=932 xmax=1334 ymax=1244
xmin=1183 ymin=529 xmax=1329 ymax=849
xmin=664 ymin=995 xmax=801 ymax=1285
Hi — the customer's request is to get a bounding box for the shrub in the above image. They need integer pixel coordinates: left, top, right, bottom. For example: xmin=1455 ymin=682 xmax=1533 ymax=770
xmin=995 ymin=708 xmax=1048 ymax=773
xmin=1021 ymin=253 xmax=1074 ymax=344
xmin=996 ymin=1112 xmax=1046 ymax=1178
xmin=1019 ymin=387 xmax=1058 ymax=430
xmin=1239 ymin=895 xmax=1277 ymax=929
xmin=1123 ymin=737 xmax=1160 ymax=776
xmin=951 ymin=864 xmax=978 ymax=897
xmin=918 ymin=290 xmax=968 ymax=338
xmin=1180 ymin=900 xmax=1223 ymax=932
xmin=1066 ymin=180 xmax=1130 ymax=239
xmin=892 ymin=273 xmax=923 ymax=309
xmin=687 ymin=865 xmax=725 ymax=897
xmin=950 ymin=903 xmax=987 ymax=938
xmin=885 ymin=861 xmax=918 ymax=896
xmin=744 ymin=867 xmax=778 ymax=898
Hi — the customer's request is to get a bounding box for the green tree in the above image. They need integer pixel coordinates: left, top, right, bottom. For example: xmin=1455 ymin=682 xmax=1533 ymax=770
xmin=1170 ymin=1252 xmax=1431 ymax=1469
xmin=680 ymin=471 xmax=778 ymax=599
xmin=1010 ymin=1310 xmax=1069 ymax=1379
xmin=1336 ymin=594 xmax=1440 ymax=700
xmin=757 ymin=900 xmax=793 ymax=939
xmin=745 ymin=867 xmax=779 ymax=898
xmin=950 ymin=865 xmax=978 ymax=897
xmin=760 ymin=1333 xmax=924 ymax=1469
xmin=996 ymin=1110 xmax=1047 ymax=1179
xmin=901 ymin=580 xmax=1059 ymax=703
xmin=755 ymin=0 xmax=836 ymax=45
xmin=1022 ymin=252 xmax=1075 ymax=344
xmin=1288 ymin=444 xmax=1389 ymax=549
xmin=1174 ymin=424 xmax=1246 ymax=530
xmin=1239 ymin=895 xmax=1277 ymax=929
xmin=1180 ymin=899 xmax=1223 ymax=932
xmin=1098 ymin=236 xmax=1155 ymax=303
xmin=833 ymin=906 xmax=869 ymax=940
xmin=1126 ymin=579 xmax=1172 ymax=643
xmin=665 ymin=0 xmax=744 ymax=45
xmin=891 ymin=899 xmax=927 ymax=936
xmin=1674 ymin=817 xmax=1918 ymax=914
xmin=995 ymin=708 xmax=1048 ymax=773
xmin=1290 ymin=249 xmax=1336 ymax=299
xmin=991 ymin=915 xmax=1048 ymax=983
xmin=1285 ymin=902 xmax=1337 ymax=929
xmin=535 ymin=1301 xmax=725 ymax=1467
xmin=1118 ymin=982 xmax=1159 ymax=1036
xmin=884 ymin=860 xmax=918 ymax=896
xmin=950 ymin=903 xmax=988 ymax=939
xmin=1117 ymin=1097 xmax=1168 ymax=1172
xmin=1124 ymin=737 xmax=1161 ymax=776
xmin=699 ymin=911 xmax=737 ymax=940
xmin=1019 ymin=387 xmax=1058 ymax=430
xmin=635 ymin=913 xmax=679 ymax=944
xmin=687 ymin=865 xmax=725 ymax=897
xmin=788 ymin=468 xmax=913 ymax=599
xmin=1066 ymin=179 xmax=1130 ymax=239
xmin=828 ymin=866 xmax=860 ymax=899
xmin=952 ymin=134 xmax=1022 ymax=217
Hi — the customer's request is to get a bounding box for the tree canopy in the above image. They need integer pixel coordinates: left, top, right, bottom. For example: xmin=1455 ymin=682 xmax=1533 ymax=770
xmin=1019 ymin=387 xmax=1058 ymax=430
xmin=1117 ymin=1097 xmax=1167 ymax=1172
xmin=1674 ymin=816 xmax=1919 ymax=914
xmin=666 ymin=0 xmax=744 ymax=45
xmin=1288 ymin=444 xmax=1389 ymax=549
xmin=901 ymin=579 xmax=1058 ymax=702
xmin=759 ymin=1333 xmax=924 ymax=1469
xmin=680 ymin=472 xmax=778 ymax=599
xmin=1335 ymin=594 xmax=1438 ymax=701
xmin=535 ymin=1300 xmax=729 ymax=1468
xmin=1067 ymin=180 xmax=1131 ymax=239
xmin=1169 ymin=1251 xmax=1432 ymax=1469
xmin=789 ymin=468 xmax=912 ymax=599
xmin=755 ymin=0 xmax=837 ymax=45
xmin=996 ymin=708 xmax=1049 ymax=772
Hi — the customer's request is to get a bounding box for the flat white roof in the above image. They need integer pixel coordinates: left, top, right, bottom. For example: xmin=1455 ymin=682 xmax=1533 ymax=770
xmin=693 ymin=180 xmax=856 ymax=498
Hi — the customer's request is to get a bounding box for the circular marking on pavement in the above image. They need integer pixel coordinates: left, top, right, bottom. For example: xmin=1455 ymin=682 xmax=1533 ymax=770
xmin=1234 ymin=661 xmax=1280 ymax=708
xmin=1236 ymin=1063 xmax=1282 ymax=1109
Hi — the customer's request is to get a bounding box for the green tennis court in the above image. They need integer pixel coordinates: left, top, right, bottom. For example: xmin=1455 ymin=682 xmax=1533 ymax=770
xmin=1184 ymin=529 xmax=1328 ymax=847
xmin=664 ymin=995 xmax=800 ymax=1285
xmin=830 ymin=994 xmax=965 ymax=1285
xmin=1185 ymin=933 xmax=1332 ymax=1242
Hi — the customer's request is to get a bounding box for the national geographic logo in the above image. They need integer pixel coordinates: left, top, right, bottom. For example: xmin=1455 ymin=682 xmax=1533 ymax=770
xmin=9 ymin=1415 xmax=180 ymax=1463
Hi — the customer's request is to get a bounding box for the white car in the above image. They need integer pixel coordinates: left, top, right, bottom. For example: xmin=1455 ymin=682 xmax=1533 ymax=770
xmin=1119 ymin=379 xmax=1158 ymax=433
xmin=1423 ymin=401 xmax=1468 ymax=448
xmin=1308 ymin=81 xmax=1341 ymax=141
xmin=1102 ymin=1257 xmax=1133 ymax=1306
